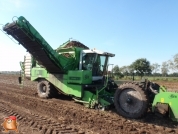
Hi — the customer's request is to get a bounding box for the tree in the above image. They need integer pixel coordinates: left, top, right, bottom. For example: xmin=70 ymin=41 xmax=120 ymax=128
xmin=151 ymin=63 xmax=160 ymax=74
xmin=130 ymin=58 xmax=152 ymax=78
xmin=169 ymin=72 xmax=178 ymax=77
xmin=168 ymin=53 xmax=178 ymax=72
xmin=120 ymin=66 xmax=129 ymax=78
xmin=161 ymin=61 xmax=169 ymax=76
xmin=173 ymin=53 xmax=178 ymax=70
xmin=112 ymin=65 xmax=124 ymax=79
xmin=168 ymin=59 xmax=174 ymax=72
xmin=112 ymin=65 xmax=120 ymax=75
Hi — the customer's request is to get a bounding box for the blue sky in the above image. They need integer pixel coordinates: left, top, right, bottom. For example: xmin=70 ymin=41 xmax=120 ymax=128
xmin=0 ymin=0 xmax=178 ymax=71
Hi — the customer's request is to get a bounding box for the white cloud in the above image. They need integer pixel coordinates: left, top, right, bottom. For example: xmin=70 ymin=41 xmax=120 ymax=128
xmin=0 ymin=0 xmax=31 ymax=11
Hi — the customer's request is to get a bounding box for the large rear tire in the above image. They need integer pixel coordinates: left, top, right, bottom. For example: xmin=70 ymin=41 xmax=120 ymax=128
xmin=37 ymin=80 xmax=52 ymax=99
xmin=114 ymin=82 xmax=148 ymax=119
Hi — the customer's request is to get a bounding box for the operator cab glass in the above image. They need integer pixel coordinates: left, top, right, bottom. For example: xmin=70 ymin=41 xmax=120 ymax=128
xmin=82 ymin=53 xmax=108 ymax=77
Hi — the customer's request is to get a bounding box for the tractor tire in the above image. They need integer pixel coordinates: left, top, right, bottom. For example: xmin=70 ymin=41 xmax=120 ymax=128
xmin=37 ymin=80 xmax=53 ymax=99
xmin=114 ymin=82 xmax=148 ymax=119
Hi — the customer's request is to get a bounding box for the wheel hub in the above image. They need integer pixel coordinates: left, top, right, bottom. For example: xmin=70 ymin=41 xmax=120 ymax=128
xmin=42 ymin=86 xmax=46 ymax=92
xmin=126 ymin=97 xmax=132 ymax=104
xmin=40 ymin=84 xmax=47 ymax=93
xmin=118 ymin=88 xmax=143 ymax=114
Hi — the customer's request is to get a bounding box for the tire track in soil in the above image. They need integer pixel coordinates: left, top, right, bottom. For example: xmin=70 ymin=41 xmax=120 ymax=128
xmin=0 ymin=101 xmax=94 ymax=134
xmin=0 ymin=76 xmax=178 ymax=134
xmin=0 ymin=84 xmax=177 ymax=134
xmin=0 ymin=86 xmax=120 ymax=134
xmin=0 ymin=83 xmax=89 ymax=113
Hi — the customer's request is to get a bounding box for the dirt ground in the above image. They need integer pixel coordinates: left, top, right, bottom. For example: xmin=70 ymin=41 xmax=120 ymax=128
xmin=0 ymin=74 xmax=177 ymax=134
xmin=155 ymin=81 xmax=178 ymax=92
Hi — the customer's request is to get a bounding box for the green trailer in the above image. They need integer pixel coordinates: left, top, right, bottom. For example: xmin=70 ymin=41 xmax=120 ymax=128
xmin=2 ymin=16 xmax=178 ymax=121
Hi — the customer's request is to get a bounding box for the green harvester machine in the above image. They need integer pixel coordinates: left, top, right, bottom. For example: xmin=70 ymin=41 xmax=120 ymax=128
xmin=2 ymin=16 xmax=178 ymax=122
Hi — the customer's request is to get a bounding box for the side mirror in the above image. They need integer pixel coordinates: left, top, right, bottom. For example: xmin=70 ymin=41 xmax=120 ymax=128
xmin=18 ymin=77 xmax=22 ymax=84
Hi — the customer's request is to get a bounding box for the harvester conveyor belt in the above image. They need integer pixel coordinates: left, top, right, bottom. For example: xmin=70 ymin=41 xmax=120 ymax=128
xmin=3 ymin=17 xmax=65 ymax=73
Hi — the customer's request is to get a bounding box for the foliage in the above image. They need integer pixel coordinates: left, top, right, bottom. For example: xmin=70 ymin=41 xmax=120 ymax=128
xmin=173 ymin=54 xmax=178 ymax=70
xmin=112 ymin=53 xmax=178 ymax=78
xmin=112 ymin=65 xmax=124 ymax=79
xmin=130 ymin=58 xmax=152 ymax=78
xmin=119 ymin=66 xmax=129 ymax=77
xmin=0 ymin=71 xmax=20 ymax=74
xmin=168 ymin=53 xmax=178 ymax=71
xmin=169 ymin=72 xmax=178 ymax=77
xmin=151 ymin=63 xmax=160 ymax=74
xmin=151 ymin=73 xmax=162 ymax=77
xmin=161 ymin=61 xmax=169 ymax=76
xmin=112 ymin=65 xmax=120 ymax=74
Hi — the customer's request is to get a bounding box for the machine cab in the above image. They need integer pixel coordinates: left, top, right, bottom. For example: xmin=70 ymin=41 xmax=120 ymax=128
xmin=79 ymin=49 xmax=115 ymax=81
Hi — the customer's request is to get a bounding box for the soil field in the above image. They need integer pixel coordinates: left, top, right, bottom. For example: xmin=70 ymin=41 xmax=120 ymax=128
xmin=0 ymin=74 xmax=178 ymax=134
xmin=155 ymin=81 xmax=178 ymax=91
xmin=116 ymin=80 xmax=178 ymax=91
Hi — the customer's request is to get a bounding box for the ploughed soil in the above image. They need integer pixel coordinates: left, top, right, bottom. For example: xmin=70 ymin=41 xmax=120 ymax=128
xmin=156 ymin=81 xmax=178 ymax=92
xmin=0 ymin=74 xmax=177 ymax=134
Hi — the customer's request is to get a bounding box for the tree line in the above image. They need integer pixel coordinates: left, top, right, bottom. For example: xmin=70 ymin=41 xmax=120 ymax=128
xmin=0 ymin=71 xmax=20 ymax=74
xmin=111 ymin=53 xmax=178 ymax=79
